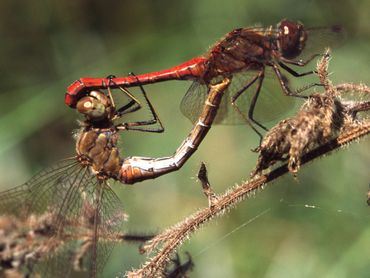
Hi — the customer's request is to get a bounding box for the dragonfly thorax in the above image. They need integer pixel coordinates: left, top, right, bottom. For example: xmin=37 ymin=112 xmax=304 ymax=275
xmin=76 ymin=129 xmax=122 ymax=180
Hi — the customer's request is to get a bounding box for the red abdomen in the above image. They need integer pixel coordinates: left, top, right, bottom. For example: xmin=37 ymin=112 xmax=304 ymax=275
xmin=65 ymin=57 xmax=207 ymax=108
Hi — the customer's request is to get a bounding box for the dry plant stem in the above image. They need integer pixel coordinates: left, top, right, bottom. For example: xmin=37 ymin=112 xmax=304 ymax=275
xmin=127 ymin=121 xmax=370 ymax=278
xmin=197 ymin=162 xmax=218 ymax=208
xmin=335 ymin=83 xmax=370 ymax=114
xmin=336 ymin=83 xmax=370 ymax=95
xmin=347 ymin=101 xmax=370 ymax=114
xmin=317 ymin=50 xmax=333 ymax=93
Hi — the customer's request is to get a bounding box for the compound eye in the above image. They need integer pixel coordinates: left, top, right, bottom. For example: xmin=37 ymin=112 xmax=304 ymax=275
xmin=278 ymin=20 xmax=305 ymax=59
xmin=77 ymin=95 xmax=107 ymax=120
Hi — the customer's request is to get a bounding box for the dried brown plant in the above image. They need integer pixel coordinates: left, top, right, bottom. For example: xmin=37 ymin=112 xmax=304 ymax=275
xmin=252 ymin=50 xmax=369 ymax=175
xmin=0 ymin=212 xmax=57 ymax=277
xmin=0 ymin=206 xmax=154 ymax=277
xmin=127 ymin=51 xmax=370 ymax=278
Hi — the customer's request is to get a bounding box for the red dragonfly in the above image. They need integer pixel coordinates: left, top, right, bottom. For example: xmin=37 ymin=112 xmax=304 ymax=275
xmin=0 ymin=79 xmax=230 ymax=277
xmin=66 ymin=19 xmax=343 ymax=136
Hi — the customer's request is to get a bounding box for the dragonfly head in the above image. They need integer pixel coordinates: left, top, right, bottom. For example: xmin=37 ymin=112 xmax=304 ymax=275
xmin=76 ymin=90 xmax=114 ymax=122
xmin=277 ymin=19 xmax=307 ymax=59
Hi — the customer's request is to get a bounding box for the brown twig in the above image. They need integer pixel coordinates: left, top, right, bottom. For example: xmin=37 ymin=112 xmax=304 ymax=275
xmin=336 ymin=83 xmax=370 ymax=95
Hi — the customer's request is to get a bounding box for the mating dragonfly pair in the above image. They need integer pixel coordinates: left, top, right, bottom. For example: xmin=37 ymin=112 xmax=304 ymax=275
xmin=0 ymin=19 xmax=343 ymax=277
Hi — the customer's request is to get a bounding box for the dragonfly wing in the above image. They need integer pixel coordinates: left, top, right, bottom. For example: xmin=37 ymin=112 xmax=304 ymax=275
xmin=179 ymin=80 xmax=250 ymax=125
xmin=180 ymin=81 xmax=208 ymax=124
xmin=224 ymin=69 xmax=299 ymax=125
xmin=180 ymin=69 xmax=298 ymax=126
xmin=39 ymin=173 xmax=125 ymax=277
xmin=299 ymin=25 xmax=345 ymax=60
xmin=0 ymin=158 xmax=80 ymax=217
xmin=0 ymin=158 xmax=94 ymax=277
xmin=78 ymin=181 xmax=126 ymax=277
xmin=34 ymin=240 xmax=90 ymax=278
xmin=0 ymin=159 xmax=125 ymax=277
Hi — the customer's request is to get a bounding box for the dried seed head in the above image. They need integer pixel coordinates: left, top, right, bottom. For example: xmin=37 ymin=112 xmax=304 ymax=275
xmin=252 ymin=92 xmax=350 ymax=176
xmin=252 ymin=50 xmax=370 ymax=176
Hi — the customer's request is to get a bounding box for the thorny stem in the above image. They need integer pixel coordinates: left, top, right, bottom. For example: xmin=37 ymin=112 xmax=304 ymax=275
xmin=127 ymin=51 xmax=370 ymax=277
xmin=127 ymin=121 xmax=370 ymax=278
xmin=336 ymin=83 xmax=370 ymax=95
xmin=335 ymin=82 xmax=370 ymax=115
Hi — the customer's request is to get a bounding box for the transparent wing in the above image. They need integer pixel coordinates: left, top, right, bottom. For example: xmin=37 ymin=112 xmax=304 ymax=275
xmin=0 ymin=158 xmax=86 ymax=277
xmin=70 ymin=180 xmax=125 ymax=277
xmin=299 ymin=25 xmax=345 ymax=60
xmin=0 ymin=158 xmax=80 ymax=217
xmin=180 ymin=68 xmax=297 ymax=125
xmin=180 ymin=82 xmax=208 ymax=124
xmin=0 ymin=159 xmax=125 ymax=278
xmin=37 ymin=173 xmax=125 ymax=277
xmin=34 ymin=178 xmax=125 ymax=278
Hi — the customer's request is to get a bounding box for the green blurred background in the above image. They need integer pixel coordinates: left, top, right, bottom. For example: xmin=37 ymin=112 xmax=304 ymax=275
xmin=0 ymin=0 xmax=369 ymax=277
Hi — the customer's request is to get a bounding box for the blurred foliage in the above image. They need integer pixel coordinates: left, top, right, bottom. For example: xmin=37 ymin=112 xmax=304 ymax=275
xmin=0 ymin=0 xmax=369 ymax=277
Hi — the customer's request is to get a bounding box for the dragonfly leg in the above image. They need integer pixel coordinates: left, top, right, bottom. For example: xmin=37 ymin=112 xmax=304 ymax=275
xmin=105 ymin=75 xmax=143 ymax=118
xmin=278 ymin=62 xmax=315 ymax=77
xmin=278 ymin=54 xmax=324 ymax=94
xmin=246 ymin=70 xmax=269 ymax=132
xmin=280 ymin=53 xmax=322 ymax=67
xmin=272 ymin=64 xmax=307 ymax=99
xmin=277 ymin=62 xmax=324 ymax=95
xmin=230 ymin=70 xmax=266 ymax=141
xmin=116 ymin=119 xmax=164 ymax=133
xmin=116 ymin=99 xmax=142 ymax=115
xmin=116 ymin=73 xmax=164 ymax=133
xmin=296 ymin=82 xmax=323 ymax=94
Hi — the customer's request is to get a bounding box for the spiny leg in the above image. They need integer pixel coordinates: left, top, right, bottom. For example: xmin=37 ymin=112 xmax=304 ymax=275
xmin=116 ymin=73 xmax=164 ymax=133
xmin=231 ymin=70 xmax=266 ymax=142
xmin=279 ymin=54 xmax=329 ymax=94
xmin=272 ymin=63 xmax=307 ymax=98
xmin=280 ymin=53 xmax=322 ymax=67
xmin=278 ymin=62 xmax=315 ymax=78
xmin=105 ymin=75 xmax=143 ymax=118
xmin=278 ymin=62 xmax=323 ymax=95
xmin=247 ymin=70 xmax=268 ymax=131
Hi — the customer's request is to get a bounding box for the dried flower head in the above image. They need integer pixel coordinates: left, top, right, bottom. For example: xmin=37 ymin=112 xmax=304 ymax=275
xmin=252 ymin=51 xmax=369 ymax=176
xmin=252 ymin=92 xmax=347 ymax=175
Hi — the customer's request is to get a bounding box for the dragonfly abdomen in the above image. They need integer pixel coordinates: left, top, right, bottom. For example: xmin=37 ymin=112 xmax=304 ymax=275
xmin=118 ymin=78 xmax=231 ymax=184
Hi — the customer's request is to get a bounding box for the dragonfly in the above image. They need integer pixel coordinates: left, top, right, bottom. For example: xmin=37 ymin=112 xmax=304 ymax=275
xmin=0 ymin=78 xmax=230 ymax=277
xmin=65 ymin=19 xmax=343 ymax=137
